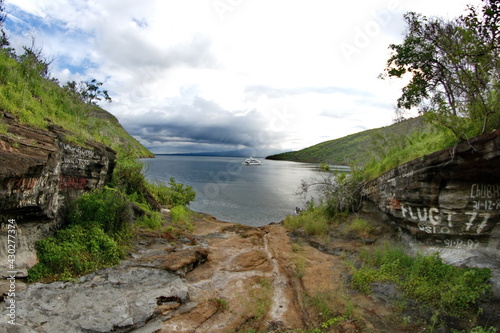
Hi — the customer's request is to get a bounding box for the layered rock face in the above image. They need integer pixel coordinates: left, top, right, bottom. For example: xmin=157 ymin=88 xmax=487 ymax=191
xmin=362 ymin=130 xmax=500 ymax=257
xmin=0 ymin=116 xmax=116 ymax=275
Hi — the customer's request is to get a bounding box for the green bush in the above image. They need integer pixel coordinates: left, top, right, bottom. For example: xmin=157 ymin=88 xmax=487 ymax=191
xmin=111 ymin=157 xmax=148 ymax=200
xmin=111 ymin=159 xmax=195 ymax=210
xmin=67 ymin=188 xmax=132 ymax=238
xmin=170 ymin=205 xmax=194 ymax=232
xmin=147 ymin=177 xmax=196 ymax=208
xmin=136 ymin=211 xmax=163 ymax=229
xmin=284 ymin=204 xmax=329 ymax=236
xmin=166 ymin=177 xmax=196 ymax=207
xmin=350 ymin=245 xmax=491 ymax=318
xmin=147 ymin=181 xmax=174 ymax=205
xmin=28 ymin=225 xmax=123 ymax=281
xmin=342 ymin=218 xmax=374 ymax=238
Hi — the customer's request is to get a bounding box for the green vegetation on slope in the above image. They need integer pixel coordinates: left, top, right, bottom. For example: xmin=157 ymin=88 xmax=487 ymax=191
xmin=28 ymin=158 xmax=197 ymax=282
xmin=268 ymin=116 xmax=459 ymax=180
xmin=350 ymin=245 xmax=491 ymax=322
xmin=267 ymin=117 xmax=426 ymax=166
xmin=0 ymin=49 xmax=152 ymax=158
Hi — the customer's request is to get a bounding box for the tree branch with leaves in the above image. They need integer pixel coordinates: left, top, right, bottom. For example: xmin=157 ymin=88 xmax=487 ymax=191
xmin=381 ymin=0 xmax=500 ymax=140
xmin=0 ymin=0 xmax=9 ymax=48
xmin=64 ymin=79 xmax=112 ymax=105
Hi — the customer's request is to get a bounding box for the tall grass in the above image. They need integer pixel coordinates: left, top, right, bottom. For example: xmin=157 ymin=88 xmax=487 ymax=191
xmin=361 ymin=126 xmax=458 ymax=179
xmin=0 ymin=49 xmax=152 ymax=158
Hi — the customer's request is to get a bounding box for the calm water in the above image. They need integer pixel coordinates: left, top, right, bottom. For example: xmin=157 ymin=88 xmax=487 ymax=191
xmin=139 ymin=156 xmax=346 ymax=226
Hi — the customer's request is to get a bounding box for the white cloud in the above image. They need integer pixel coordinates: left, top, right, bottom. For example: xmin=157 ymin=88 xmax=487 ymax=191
xmin=4 ymin=0 xmax=484 ymax=154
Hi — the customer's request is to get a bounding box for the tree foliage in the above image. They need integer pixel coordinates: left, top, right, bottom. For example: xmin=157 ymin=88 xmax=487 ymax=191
xmin=64 ymin=79 xmax=112 ymax=105
xmin=383 ymin=0 xmax=500 ymax=139
xmin=299 ymin=164 xmax=364 ymax=217
xmin=0 ymin=0 xmax=8 ymax=48
xmin=18 ymin=44 xmax=53 ymax=80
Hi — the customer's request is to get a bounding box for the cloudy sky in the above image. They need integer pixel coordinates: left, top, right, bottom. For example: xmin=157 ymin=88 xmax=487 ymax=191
xmin=4 ymin=0 xmax=482 ymax=155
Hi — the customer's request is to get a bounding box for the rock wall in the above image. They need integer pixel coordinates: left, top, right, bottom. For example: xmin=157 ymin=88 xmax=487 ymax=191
xmin=362 ymin=130 xmax=500 ymax=258
xmin=0 ymin=115 xmax=116 ymax=276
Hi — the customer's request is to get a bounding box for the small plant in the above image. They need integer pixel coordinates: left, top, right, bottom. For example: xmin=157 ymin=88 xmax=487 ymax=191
xmin=305 ymin=289 xmax=354 ymax=331
xmin=284 ymin=204 xmax=329 ymax=236
xmin=170 ymin=205 xmax=194 ymax=232
xmin=137 ymin=211 xmax=163 ymax=229
xmin=241 ymin=277 xmax=273 ymax=320
xmin=321 ymin=314 xmax=348 ymax=329
xmin=342 ymin=218 xmax=374 ymax=238
xmin=209 ymin=298 xmax=229 ymax=312
xmin=293 ymin=254 xmax=306 ymax=278
xmin=0 ymin=121 xmax=7 ymax=134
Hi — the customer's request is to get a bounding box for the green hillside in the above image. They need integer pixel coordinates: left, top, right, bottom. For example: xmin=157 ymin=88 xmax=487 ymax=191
xmin=267 ymin=117 xmax=425 ymax=166
xmin=0 ymin=49 xmax=153 ymax=158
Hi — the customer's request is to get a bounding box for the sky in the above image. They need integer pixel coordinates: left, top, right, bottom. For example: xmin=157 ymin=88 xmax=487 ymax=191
xmin=3 ymin=0 xmax=483 ymax=155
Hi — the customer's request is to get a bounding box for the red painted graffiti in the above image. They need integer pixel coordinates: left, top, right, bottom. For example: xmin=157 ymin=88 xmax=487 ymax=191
xmin=8 ymin=177 xmax=37 ymax=191
xmin=59 ymin=176 xmax=88 ymax=190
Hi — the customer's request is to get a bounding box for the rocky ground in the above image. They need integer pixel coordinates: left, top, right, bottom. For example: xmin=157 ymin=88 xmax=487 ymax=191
xmin=1 ymin=212 xmax=498 ymax=333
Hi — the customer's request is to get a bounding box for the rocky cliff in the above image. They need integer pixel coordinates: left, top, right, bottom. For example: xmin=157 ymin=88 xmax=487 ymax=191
xmin=362 ymin=129 xmax=500 ymax=263
xmin=0 ymin=114 xmax=116 ymax=276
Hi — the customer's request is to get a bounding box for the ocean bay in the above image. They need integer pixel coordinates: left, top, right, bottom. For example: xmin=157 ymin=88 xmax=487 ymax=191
xmin=140 ymin=155 xmax=344 ymax=226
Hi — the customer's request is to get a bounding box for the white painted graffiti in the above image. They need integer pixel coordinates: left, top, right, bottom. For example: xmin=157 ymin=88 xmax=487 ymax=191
xmin=470 ymin=183 xmax=500 ymax=200
xmin=465 ymin=212 xmax=491 ymax=234
xmin=443 ymin=238 xmax=480 ymax=249
xmin=401 ymin=204 xmax=492 ymax=235
xmin=401 ymin=205 xmax=453 ymax=226
xmin=472 ymin=200 xmax=500 ymax=210
xmin=470 ymin=183 xmax=500 ymax=210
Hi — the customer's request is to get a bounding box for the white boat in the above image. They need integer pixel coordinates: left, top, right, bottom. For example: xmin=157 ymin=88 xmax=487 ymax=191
xmin=243 ymin=157 xmax=263 ymax=165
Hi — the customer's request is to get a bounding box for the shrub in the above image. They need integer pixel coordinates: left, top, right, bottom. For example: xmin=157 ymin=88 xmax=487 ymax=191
xmin=67 ymin=188 xmax=132 ymax=238
xmin=147 ymin=178 xmax=196 ymax=207
xmin=147 ymin=181 xmax=174 ymax=206
xmin=299 ymin=165 xmax=364 ymax=218
xmin=350 ymin=245 xmax=491 ymax=319
xmin=170 ymin=205 xmax=191 ymax=222
xmin=284 ymin=204 xmax=329 ymax=236
xmin=166 ymin=177 xmax=196 ymax=207
xmin=28 ymin=225 xmax=123 ymax=281
xmin=342 ymin=218 xmax=374 ymax=238
xmin=170 ymin=205 xmax=194 ymax=232
xmin=112 ymin=159 xmax=195 ymax=210
xmin=111 ymin=157 xmax=148 ymax=200
xmin=136 ymin=211 xmax=163 ymax=229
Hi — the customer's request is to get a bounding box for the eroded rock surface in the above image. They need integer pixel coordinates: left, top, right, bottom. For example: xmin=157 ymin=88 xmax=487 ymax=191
xmin=0 ymin=116 xmax=116 ymax=275
xmin=1 ymin=266 xmax=188 ymax=333
xmin=362 ymin=130 xmax=500 ymax=261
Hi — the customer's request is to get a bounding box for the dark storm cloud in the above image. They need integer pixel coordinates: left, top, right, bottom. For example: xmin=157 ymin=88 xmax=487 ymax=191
xmin=121 ymin=97 xmax=283 ymax=154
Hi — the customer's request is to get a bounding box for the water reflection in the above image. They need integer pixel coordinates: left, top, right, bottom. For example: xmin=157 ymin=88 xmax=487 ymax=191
xmin=139 ymin=156 xmax=345 ymax=227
